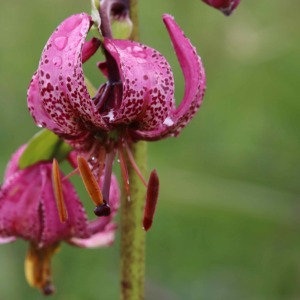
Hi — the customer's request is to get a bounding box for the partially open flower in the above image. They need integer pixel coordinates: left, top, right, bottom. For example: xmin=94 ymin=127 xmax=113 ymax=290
xmin=27 ymin=12 xmax=205 ymax=228
xmin=0 ymin=146 xmax=119 ymax=294
xmin=202 ymin=0 xmax=240 ymax=15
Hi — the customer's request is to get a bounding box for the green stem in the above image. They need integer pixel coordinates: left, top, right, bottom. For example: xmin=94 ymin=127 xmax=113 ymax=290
xmin=120 ymin=142 xmax=147 ymax=300
xmin=120 ymin=2 xmax=146 ymax=299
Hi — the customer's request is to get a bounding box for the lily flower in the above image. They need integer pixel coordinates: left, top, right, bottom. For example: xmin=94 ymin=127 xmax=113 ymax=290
xmin=202 ymin=0 xmax=240 ymax=15
xmin=0 ymin=145 xmax=119 ymax=294
xmin=27 ymin=12 xmax=205 ymax=227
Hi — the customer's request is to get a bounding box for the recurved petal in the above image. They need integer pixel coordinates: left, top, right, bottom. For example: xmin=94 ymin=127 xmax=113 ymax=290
xmin=68 ymin=223 xmax=116 ymax=248
xmin=27 ymin=73 xmax=64 ymax=135
xmin=0 ymin=236 xmax=16 ymax=244
xmin=34 ymin=13 xmax=107 ymax=135
xmin=131 ymin=14 xmax=206 ymax=141
xmin=102 ymin=38 xmax=175 ymax=130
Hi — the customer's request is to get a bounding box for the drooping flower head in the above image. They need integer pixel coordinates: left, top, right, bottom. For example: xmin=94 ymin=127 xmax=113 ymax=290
xmin=0 ymin=145 xmax=119 ymax=294
xmin=202 ymin=0 xmax=240 ymax=15
xmin=28 ymin=13 xmax=205 ymax=143
xmin=27 ymin=12 xmax=205 ymax=227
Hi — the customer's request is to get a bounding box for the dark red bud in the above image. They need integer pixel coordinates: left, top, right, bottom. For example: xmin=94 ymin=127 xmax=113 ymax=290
xmin=143 ymin=169 xmax=159 ymax=231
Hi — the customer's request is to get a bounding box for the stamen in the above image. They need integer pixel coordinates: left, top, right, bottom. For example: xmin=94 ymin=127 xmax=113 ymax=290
xmin=101 ymin=150 xmax=116 ymax=204
xmin=52 ymin=159 xmax=68 ymax=223
xmin=124 ymin=141 xmax=147 ymax=188
xmin=77 ymin=156 xmax=104 ymax=206
xmin=62 ymin=167 xmax=79 ymax=181
xmin=143 ymin=169 xmax=160 ymax=231
xmin=118 ymin=140 xmax=130 ymax=196
xmin=97 ymin=147 xmax=106 ymax=182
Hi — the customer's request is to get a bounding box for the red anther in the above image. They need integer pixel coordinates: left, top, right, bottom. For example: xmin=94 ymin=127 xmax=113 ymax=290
xmin=77 ymin=156 xmax=104 ymax=206
xmin=143 ymin=170 xmax=159 ymax=231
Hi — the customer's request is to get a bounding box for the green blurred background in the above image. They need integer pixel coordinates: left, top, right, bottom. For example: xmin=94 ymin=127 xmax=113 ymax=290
xmin=1 ymin=0 xmax=300 ymax=299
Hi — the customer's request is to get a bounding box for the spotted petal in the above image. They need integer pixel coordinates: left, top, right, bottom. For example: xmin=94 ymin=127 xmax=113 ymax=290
xmin=102 ymin=38 xmax=175 ymax=130
xmin=132 ymin=14 xmax=206 ymax=141
xmin=27 ymin=13 xmax=107 ymax=138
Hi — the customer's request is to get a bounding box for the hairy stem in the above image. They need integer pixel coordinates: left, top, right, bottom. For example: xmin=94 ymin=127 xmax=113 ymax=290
xmin=120 ymin=1 xmax=146 ymax=299
xmin=120 ymin=141 xmax=146 ymax=300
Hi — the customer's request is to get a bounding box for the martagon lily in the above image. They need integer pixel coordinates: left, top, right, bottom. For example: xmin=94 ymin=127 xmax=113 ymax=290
xmin=0 ymin=145 xmax=119 ymax=294
xmin=27 ymin=12 xmax=206 ymax=228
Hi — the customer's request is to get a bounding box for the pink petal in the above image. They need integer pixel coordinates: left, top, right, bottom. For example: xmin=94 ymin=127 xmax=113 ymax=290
xmin=68 ymin=174 xmax=120 ymax=248
xmin=0 ymin=236 xmax=16 ymax=244
xmin=68 ymin=223 xmax=116 ymax=248
xmin=3 ymin=145 xmax=26 ymax=180
xmin=132 ymin=14 xmax=206 ymax=141
xmin=0 ymin=168 xmax=43 ymax=242
xmin=27 ymin=73 xmax=64 ymax=135
xmin=29 ymin=13 xmax=107 ymax=137
xmin=40 ymin=165 xmax=90 ymax=247
xmin=102 ymin=38 xmax=175 ymax=130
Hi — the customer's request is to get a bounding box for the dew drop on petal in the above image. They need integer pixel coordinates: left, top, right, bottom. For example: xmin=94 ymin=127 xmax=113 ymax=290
xmin=54 ymin=36 xmax=68 ymax=50
xmin=52 ymin=56 xmax=62 ymax=67
xmin=163 ymin=116 xmax=174 ymax=126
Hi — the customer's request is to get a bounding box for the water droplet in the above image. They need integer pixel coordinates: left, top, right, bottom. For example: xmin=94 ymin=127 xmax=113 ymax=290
xmin=117 ymin=159 xmax=120 ymax=163
xmin=52 ymin=56 xmax=62 ymax=67
xmin=37 ymin=123 xmax=43 ymax=128
xmin=54 ymin=36 xmax=68 ymax=50
xmin=163 ymin=116 xmax=174 ymax=127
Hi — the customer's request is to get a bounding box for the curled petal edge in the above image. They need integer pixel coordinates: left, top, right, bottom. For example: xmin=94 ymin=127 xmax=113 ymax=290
xmin=131 ymin=14 xmax=206 ymax=141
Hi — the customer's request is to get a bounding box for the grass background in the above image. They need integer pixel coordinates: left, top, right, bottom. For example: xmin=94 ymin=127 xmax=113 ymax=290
xmin=0 ymin=0 xmax=300 ymax=299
